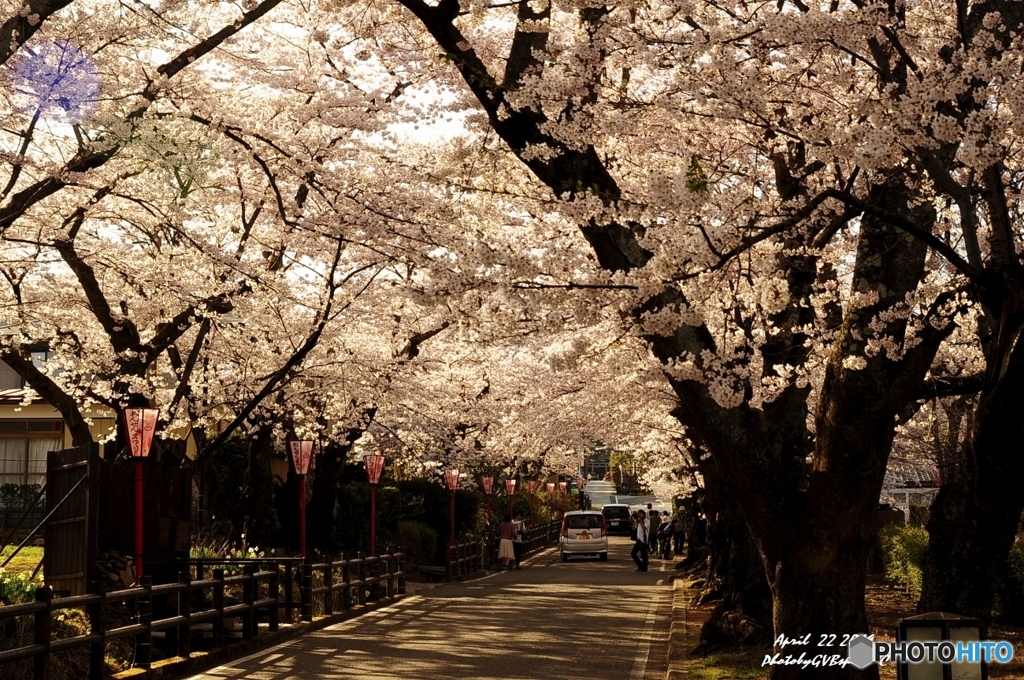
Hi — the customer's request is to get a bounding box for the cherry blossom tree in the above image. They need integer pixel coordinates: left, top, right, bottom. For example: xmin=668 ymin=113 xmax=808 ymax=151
xmin=364 ymin=0 xmax=979 ymax=673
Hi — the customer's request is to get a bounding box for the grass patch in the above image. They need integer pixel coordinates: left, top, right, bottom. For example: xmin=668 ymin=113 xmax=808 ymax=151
xmin=0 ymin=546 xmax=43 ymax=577
xmin=685 ymin=648 xmax=766 ymax=679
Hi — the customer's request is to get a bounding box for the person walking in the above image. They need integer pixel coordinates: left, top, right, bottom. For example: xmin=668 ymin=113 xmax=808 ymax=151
xmin=498 ymin=514 xmax=517 ymax=571
xmin=512 ymin=511 xmax=526 ymax=570
xmin=647 ymin=510 xmax=660 ymax=555
xmin=659 ymin=518 xmax=674 ymax=559
xmin=631 ymin=509 xmax=650 ymax=572
xmin=672 ymin=508 xmax=685 ymax=555
xmin=629 ymin=511 xmax=639 ymax=541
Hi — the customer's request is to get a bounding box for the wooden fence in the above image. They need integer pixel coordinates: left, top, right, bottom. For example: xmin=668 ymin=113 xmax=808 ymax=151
xmin=445 ymin=520 xmax=561 ymax=577
xmin=0 ymin=552 xmax=404 ymax=680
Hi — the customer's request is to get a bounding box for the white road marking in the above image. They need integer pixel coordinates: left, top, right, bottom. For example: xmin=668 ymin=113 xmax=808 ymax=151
xmin=628 ymin=593 xmax=661 ymax=680
xmin=195 ymin=639 xmax=297 ymax=675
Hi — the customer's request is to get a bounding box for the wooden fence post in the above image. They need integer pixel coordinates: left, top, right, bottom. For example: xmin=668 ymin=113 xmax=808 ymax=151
xmin=397 ymin=552 xmax=406 ymax=595
xmin=137 ymin=576 xmax=152 ymax=670
xmin=357 ymin=555 xmax=367 ymax=607
xmin=283 ymin=563 xmax=293 ymax=624
xmin=368 ymin=558 xmax=378 ymax=602
xmin=213 ymin=569 xmax=225 ymax=649
xmin=88 ymin=581 xmax=105 ymax=680
xmin=176 ymin=571 xmax=191 ymax=659
xmin=242 ymin=565 xmax=255 ymax=641
xmin=33 ymin=585 xmax=51 ymax=680
xmin=300 ymin=562 xmax=313 ymax=623
xmin=341 ymin=557 xmax=351 ymax=611
xmin=324 ymin=561 xmax=334 ymax=615
xmin=268 ymin=566 xmax=280 ymax=632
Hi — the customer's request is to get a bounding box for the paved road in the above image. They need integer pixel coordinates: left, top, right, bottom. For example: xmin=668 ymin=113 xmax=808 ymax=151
xmin=188 ymin=537 xmax=673 ymax=680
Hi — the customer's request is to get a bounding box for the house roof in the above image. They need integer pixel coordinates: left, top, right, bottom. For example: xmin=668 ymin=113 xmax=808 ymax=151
xmin=0 ymin=388 xmax=46 ymax=405
xmin=884 ymin=456 xmax=940 ymax=489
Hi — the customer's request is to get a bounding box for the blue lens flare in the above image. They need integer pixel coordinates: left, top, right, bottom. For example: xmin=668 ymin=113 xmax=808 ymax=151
xmin=10 ymin=38 xmax=101 ymax=124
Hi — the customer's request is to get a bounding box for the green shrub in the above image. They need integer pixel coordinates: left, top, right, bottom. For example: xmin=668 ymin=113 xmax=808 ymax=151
xmin=879 ymin=524 xmax=929 ymax=596
xmin=994 ymin=536 xmax=1024 ymax=624
xmin=0 ymin=484 xmax=41 ymax=506
xmin=393 ymin=521 xmax=438 ymax=566
xmin=1007 ymin=536 xmax=1024 ymax=590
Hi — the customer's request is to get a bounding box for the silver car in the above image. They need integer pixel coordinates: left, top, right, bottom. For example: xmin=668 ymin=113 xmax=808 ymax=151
xmin=560 ymin=511 xmax=608 ymax=561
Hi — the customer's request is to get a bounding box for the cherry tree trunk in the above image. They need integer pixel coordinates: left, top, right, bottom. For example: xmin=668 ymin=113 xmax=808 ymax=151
xmin=766 ymin=539 xmax=878 ymax=680
xmin=921 ymin=341 xmax=1024 ymax=618
xmin=699 ymin=458 xmax=773 ymax=645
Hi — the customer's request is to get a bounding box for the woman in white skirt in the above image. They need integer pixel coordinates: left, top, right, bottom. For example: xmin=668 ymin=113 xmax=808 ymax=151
xmin=498 ymin=514 xmax=517 ymax=570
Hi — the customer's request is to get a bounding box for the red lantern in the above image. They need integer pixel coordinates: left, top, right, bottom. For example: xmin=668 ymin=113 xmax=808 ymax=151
xmin=124 ymin=407 xmax=159 ymax=583
xmin=445 ymin=469 xmax=460 ymax=549
xmin=546 ymin=482 xmax=555 ymax=494
xmin=290 ymin=440 xmax=315 ymax=559
xmin=125 ymin=408 xmax=158 ymax=459
xmin=481 ymin=476 xmax=494 ymax=494
xmin=526 ymin=480 xmax=540 ymax=527
xmin=364 ymin=454 xmax=385 ymax=485
xmin=505 ymin=478 xmax=517 ymax=495
xmin=364 ymin=454 xmax=386 ymax=554
xmin=559 ymin=481 xmax=567 ymax=494
xmin=290 ymin=441 xmax=315 ymax=475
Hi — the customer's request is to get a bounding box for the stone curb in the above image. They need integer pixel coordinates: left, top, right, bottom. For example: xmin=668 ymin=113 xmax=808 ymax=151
xmin=666 ymin=578 xmax=688 ymax=680
xmin=112 ymin=595 xmax=407 ymax=680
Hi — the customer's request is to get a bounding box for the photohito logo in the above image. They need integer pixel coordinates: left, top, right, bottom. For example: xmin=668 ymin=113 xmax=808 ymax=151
xmin=847 ymin=634 xmax=1014 ymax=668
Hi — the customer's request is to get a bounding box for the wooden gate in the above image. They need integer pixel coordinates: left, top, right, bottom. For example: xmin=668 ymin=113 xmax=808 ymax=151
xmin=44 ymin=444 xmax=192 ymax=596
xmin=43 ymin=444 xmax=99 ymax=596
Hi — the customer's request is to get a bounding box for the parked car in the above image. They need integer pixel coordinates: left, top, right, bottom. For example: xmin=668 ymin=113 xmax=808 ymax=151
xmin=601 ymin=504 xmax=632 ymax=535
xmin=560 ymin=510 xmax=608 ymax=562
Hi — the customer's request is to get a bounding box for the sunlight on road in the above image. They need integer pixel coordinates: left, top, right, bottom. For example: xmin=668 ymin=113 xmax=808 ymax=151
xmin=192 ymin=542 xmax=670 ymax=680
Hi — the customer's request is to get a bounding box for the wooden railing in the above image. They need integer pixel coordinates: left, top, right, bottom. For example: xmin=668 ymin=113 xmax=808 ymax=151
xmin=523 ymin=520 xmax=561 ymax=554
xmin=446 ymin=541 xmax=484 ymax=578
xmin=0 ymin=552 xmax=405 ymax=680
xmin=446 ymin=520 xmax=562 ymax=577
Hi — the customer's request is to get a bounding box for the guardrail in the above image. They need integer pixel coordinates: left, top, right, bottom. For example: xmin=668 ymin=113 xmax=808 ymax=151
xmin=0 ymin=552 xmax=405 ymax=680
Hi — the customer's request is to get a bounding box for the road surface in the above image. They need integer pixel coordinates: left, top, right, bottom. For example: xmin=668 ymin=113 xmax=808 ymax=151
xmin=187 ymin=537 xmax=673 ymax=680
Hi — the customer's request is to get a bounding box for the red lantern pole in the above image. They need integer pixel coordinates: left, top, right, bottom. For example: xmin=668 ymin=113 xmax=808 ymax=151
xmin=290 ymin=441 xmax=315 ymax=559
xmin=546 ymin=482 xmax=556 ymax=521
xmin=298 ymin=475 xmax=307 ymax=558
xmin=134 ymin=458 xmax=144 ymax=576
xmin=527 ymin=480 xmax=540 ymax=527
xmin=505 ymin=478 xmax=517 ymax=520
xmin=445 ymin=469 xmax=460 ymax=547
xmin=559 ymin=481 xmax=568 ymax=515
xmin=125 ymin=407 xmax=158 ymax=584
xmin=364 ymin=455 xmax=386 ymax=554
xmin=481 ymin=476 xmax=494 ymax=554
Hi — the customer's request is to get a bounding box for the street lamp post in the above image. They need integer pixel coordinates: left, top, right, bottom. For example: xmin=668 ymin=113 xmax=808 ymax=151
xmin=444 ymin=469 xmax=460 ymax=547
xmin=481 ymin=476 xmax=494 ymax=561
xmin=505 ymin=478 xmax=517 ymax=520
xmin=125 ymin=407 xmax=158 ymax=583
xmin=527 ymin=480 xmax=540 ymax=527
xmin=364 ymin=454 xmax=386 ymax=554
xmin=290 ymin=441 xmax=315 ymax=559
xmin=444 ymin=471 xmax=460 ymax=577
xmin=546 ymin=482 xmax=556 ymax=520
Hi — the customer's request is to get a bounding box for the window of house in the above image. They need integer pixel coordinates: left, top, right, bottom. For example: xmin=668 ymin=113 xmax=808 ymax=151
xmin=0 ymin=420 xmax=64 ymax=486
